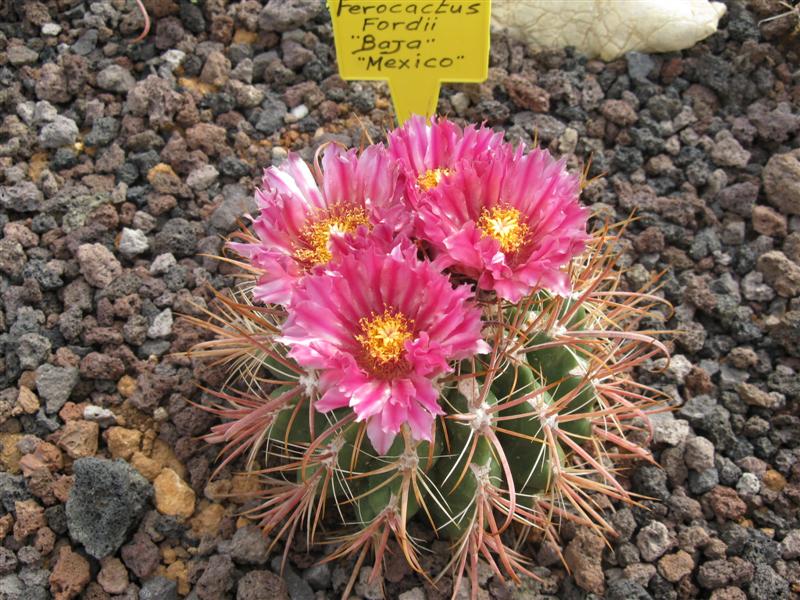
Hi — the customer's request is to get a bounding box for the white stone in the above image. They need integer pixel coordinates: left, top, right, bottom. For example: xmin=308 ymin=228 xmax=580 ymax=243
xmin=39 ymin=115 xmax=79 ymax=149
xmin=684 ymin=436 xmax=715 ymax=471
xmin=492 ymin=0 xmax=726 ymax=61
xmin=289 ymin=104 xmax=309 ymax=121
xmin=96 ymin=64 xmax=136 ymax=93
xmin=651 ymin=412 xmax=690 ymax=446
xmin=736 ymin=472 xmax=760 ymax=497
xmin=398 ymin=588 xmax=426 ymax=600
xmin=161 ymin=49 xmax=186 ymax=73
xmin=41 ymin=23 xmax=62 ymax=36
xmin=781 ymin=530 xmax=800 ymax=560
xmin=118 ymin=228 xmax=149 ymax=258
xmin=83 ymin=405 xmax=116 ymax=427
xmin=272 ymin=146 xmax=288 ymax=165
xmin=186 ymin=164 xmax=219 ymax=191
xmin=148 ymin=308 xmax=173 ymax=339
xmin=450 ymin=92 xmax=470 ymax=116
xmin=16 ymin=101 xmax=35 ymax=125
xmin=636 ymin=521 xmax=672 ymax=562
xmin=653 ymin=354 xmax=693 ymax=384
xmin=150 ymin=253 xmax=177 ymax=275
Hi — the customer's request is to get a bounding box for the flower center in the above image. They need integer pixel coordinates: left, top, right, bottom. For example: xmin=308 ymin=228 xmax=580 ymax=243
xmin=356 ymin=309 xmax=414 ymax=367
xmin=293 ymin=206 xmax=369 ymax=265
xmin=416 ymin=167 xmax=453 ymax=191
xmin=477 ymin=205 xmax=529 ymax=253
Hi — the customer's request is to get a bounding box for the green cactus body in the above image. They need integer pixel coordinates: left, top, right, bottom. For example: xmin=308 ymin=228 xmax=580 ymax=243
xmin=429 ymin=386 xmax=500 ymax=540
xmin=525 ymin=334 xmax=581 ymax=382
xmin=549 ymin=375 xmax=597 ymax=440
xmin=268 ymin=388 xmax=320 ymax=448
xmin=356 ymin=433 xmax=440 ymax=525
xmin=491 ymin=363 xmax=562 ymax=494
xmin=261 ymin=347 xmax=299 ymax=380
xmin=518 ymin=300 xmax=598 ymax=443
xmin=523 ymin=296 xmax=589 ymax=378
xmin=266 ymin=389 xmax=369 ymax=499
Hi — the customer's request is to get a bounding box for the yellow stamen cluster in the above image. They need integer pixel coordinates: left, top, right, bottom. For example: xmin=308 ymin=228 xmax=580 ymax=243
xmin=293 ymin=206 xmax=369 ymax=265
xmin=356 ymin=309 xmax=414 ymax=367
xmin=477 ymin=205 xmax=529 ymax=254
xmin=416 ymin=167 xmax=453 ymax=191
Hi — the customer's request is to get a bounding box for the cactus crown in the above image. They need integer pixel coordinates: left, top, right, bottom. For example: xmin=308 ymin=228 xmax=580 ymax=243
xmin=187 ymin=221 xmax=668 ymax=597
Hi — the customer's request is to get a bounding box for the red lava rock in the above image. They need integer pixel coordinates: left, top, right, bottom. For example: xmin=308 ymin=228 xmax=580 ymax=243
xmin=13 ymin=499 xmax=46 ymax=541
xmin=76 ymin=243 xmax=122 ymax=289
xmin=49 ymin=546 xmax=90 ymax=600
xmin=195 ymin=554 xmax=235 ymax=600
xmin=705 ymin=486 xmax=748 ymax=521
xmin=98 ymin=557 xmax=130 ymax=595
xmin=564 ymin=527 xmax=605 ymax=595
xmin=235 ymin=570 xmax=289 ymax=600
xmin=185 ymin=122 xmax=228 ymax=157
xmin=601 ymin=98 xmax=638 ymax=127
xmin=36 ymin=63 xmax=71 ymax=103
xmin=658 ymin=550 xmax=695 ymax=583
xmin=155 ymin=16 xmax=186 ymax=50
xmin=121 ymin=532 xmax=160 ymax=579
xmin=752 ymin=205 xmax=788 ymax=237
xmin=22 ymin=467 xmax=58 ymax=504
xmin=709 ymin=587 xmax=748 ymax=600
xmin=142 ymin=0 xmax=179 ymax=18
xmin=34 ymin=526 xmax=56 ymax=555
xmin=505 ymin=74 xmax=550 ymax=112
xmin=685 ymin=366 xmax=715 ymax=396
xmin=57 ymin=420 xmax=100 ymax=459
xmin=79 ymin=352 xmax=126 ymax=380
xmin=52 ymin=474 xmax=75 ymax=503
xmin=59 ymin=402 xmax=87 ymax=422
xmin=0 ymin=514 xmax=14 ymax=539
xmin=210 ymin=15 xmax=234 ymax=43
xmin=697 ymin=557 xmax=754 ymax=589
xmin=757 ymin=250 xmax=800 ymax=298
xmin=763 ymin=149 xmax=800 ymax=216
xmin=147 ymin=194 xmax=178 ymax=217
xmin=82 ymin=582 xmax=111 ymax=600
xmin=661 ymin=57 xmax=683 ymax=82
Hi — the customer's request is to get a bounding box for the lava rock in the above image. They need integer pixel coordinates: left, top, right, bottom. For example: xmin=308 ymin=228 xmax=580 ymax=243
xmin=153 ymin=218 xmax=198 ymax=257
xmin=258 ymin=0 xmax=323 ymax=32
xmin=229 ymin=526 xmax=269 ymax=565
xmin=96 ymin=64 xmax=137 ymax=93
xmin=210 ymin=184 xmax=257 ymax=231
xmin=118 ymin=228 xmax=150 ymax=258
xmin=255 ymin=93 xmax=288 ymax=134
xmin=84 ymin=117 xmax=120 ymax=147
xmin=76 ymin=243 xmax=123 ymax=289
xmin=140 ymin=576 xmax=178 ymax=600
xmin=196 ymin=555 xmax=235 ymax=600
xmin=236 ymin=570 xmax=289 ymax=600
xmin=36 ymin=364 xmax=79 ymax=413
xmin=66 ymin=458 xmax=152 ymax=559
xmin=763 ymin=149 xmax=800 ymax=215
xmin=39 ymin=115 xmax=79 ymax=149
xmin=0 ymin=182 xmax=45 ymax=213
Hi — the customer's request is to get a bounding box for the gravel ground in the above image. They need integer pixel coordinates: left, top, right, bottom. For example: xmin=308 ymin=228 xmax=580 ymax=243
xmin=1 ymin=0 xmax=799 ymax=599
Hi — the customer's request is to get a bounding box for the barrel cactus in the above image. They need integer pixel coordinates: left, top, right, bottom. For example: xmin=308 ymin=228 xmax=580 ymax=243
xmin=188 ymin=116 xmax=667 ymax=596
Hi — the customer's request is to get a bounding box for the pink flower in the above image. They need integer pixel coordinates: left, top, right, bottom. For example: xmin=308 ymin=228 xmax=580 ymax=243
xmin=230 ymin=144 xmax=405 ymax=305
xmin=279 ymin=241 xmax=489 ymax=454
xmin=417 ymin=146 xmax=589 ymax=302
xmin=387 ymin=115 xmax=504 ymax=206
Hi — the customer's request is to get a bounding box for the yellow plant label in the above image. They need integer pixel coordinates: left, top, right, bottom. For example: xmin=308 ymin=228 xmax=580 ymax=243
xmin=327 ymin=0 xmax=491 ymax=123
